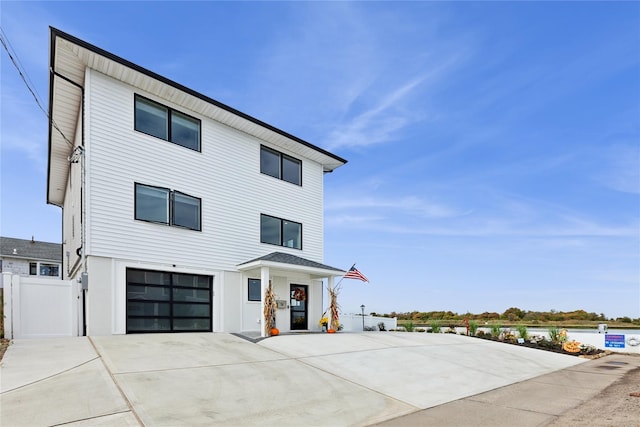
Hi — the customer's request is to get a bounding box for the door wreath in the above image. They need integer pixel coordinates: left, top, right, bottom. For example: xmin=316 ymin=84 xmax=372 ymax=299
xmin=293 ymin=288 xmax=306 ymax=301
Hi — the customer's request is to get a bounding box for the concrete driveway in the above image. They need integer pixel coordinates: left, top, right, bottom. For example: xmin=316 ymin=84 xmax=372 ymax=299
xmin=0 ymin=332 xmax=589 ymax=426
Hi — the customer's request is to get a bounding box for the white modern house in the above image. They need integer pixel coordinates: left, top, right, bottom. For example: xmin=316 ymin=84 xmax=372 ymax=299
xmin=47 ymin=27 xmax=347 ymax=336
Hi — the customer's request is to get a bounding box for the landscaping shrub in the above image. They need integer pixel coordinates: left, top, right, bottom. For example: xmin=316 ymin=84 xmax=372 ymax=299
xmin=430 ymin=320 xmax=441 ymax=333
xmin=377 ymin=322 xmax=387 ymax=331
xmin=490 ymin=324 xmax=502 ymax=338
xmin=404 ymin=321 xmax=415 ymax=332
xmin=468 ymin=320 xmax=479 ymax=336
xmin=516 ymin=325 xmax=528 ymax=341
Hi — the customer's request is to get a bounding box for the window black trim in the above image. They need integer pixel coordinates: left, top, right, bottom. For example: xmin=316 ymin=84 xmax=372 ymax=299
xmin=171 ymin=190 xmax=202 ymax=231
xmin=134 ymin=94 xmax=201 ymax=152
xmin=248 ymin=278 xmax=261 ymax=302
xmin=134 ymin=183 xmax=170 ymax=225
xmin=135 ymin=183 xmax=201 ymax=231
xmin=260 ymin=213 xmax=303 ymax=250
xmin=260 ymin=145 xmax=302 ymax=186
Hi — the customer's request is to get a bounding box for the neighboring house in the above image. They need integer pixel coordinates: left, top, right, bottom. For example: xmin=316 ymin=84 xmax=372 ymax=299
xmin=0 ymin=236 xmax=62 ymax=279
xmin=47 ymin=28 xmax=347 ymax=336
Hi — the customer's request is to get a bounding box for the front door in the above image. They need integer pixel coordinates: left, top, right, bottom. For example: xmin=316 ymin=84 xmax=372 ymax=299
xmin=290 ymin=284 xmax=308 ymax=330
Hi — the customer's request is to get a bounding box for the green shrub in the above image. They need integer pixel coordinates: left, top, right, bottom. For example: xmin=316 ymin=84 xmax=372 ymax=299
xmin=490 ymin=324 xmax=502 ymax=338
xmin=430 ymin=320 xmax=441 ymax=333
xmin=516 ymin=325 xmax=528 ymax=341
xmin=468 ymin=320 xmax=479 ymax=336
xmin=404 ymin=321 xmax=415 ymax=332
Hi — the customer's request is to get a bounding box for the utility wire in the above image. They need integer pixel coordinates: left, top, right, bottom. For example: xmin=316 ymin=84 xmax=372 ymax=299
xmin=0 ymin=26 xmax=74 ymax=147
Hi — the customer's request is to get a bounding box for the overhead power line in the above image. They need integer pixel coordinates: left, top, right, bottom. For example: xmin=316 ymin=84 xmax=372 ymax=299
xmin=0 ymin=26 xmax=74 ymax=147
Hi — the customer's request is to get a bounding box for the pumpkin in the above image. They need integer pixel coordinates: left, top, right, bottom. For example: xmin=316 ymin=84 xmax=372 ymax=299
xmin=563 ymin=340 xmax=581 ymax=353
xmin=270 ymin=328 xmax=279 ymax=336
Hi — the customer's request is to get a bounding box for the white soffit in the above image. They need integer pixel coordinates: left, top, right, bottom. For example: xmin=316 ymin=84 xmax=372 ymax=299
xmin=48 ymin=30 xmax=346 ymax=206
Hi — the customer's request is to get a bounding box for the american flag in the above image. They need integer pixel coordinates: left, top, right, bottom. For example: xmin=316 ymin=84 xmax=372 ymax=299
xmin=344 ymin=265 xmax=369 ymax=282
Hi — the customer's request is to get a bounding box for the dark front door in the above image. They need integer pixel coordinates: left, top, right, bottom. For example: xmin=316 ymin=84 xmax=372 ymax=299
xmin=290 ymin=284 xmax=308 ymax=330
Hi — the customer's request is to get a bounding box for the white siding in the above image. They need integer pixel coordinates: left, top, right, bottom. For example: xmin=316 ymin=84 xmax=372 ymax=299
xmin=62 ymin=110 xmax=83 ymax=279
xmin=85 ymin=70 xmax=325 ymax=271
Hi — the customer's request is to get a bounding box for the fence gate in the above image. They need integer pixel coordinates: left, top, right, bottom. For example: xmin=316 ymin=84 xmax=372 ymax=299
xmin=2 ymin=273 xmax=82 ymax=339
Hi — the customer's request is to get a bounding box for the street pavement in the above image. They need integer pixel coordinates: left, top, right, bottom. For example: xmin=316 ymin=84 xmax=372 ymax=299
xmin=1 ymin=332 xmax=636 ymax=426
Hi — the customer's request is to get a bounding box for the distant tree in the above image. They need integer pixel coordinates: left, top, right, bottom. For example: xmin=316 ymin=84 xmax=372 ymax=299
xmin=502 ymin=307 xmax=525 ymax=321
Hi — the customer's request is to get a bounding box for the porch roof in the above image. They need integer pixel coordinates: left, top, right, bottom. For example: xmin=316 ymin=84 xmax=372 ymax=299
xmin=237 ymin=252 xmax=345 ymax=278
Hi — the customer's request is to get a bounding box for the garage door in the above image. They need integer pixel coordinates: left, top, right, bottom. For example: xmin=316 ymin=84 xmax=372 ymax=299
xmin=126 ymin=268 xmax=212 ymax=333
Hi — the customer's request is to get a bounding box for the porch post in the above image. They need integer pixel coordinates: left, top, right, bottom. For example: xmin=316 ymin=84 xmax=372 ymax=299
xmin=260 ymin=266 xmax=269 ymax=337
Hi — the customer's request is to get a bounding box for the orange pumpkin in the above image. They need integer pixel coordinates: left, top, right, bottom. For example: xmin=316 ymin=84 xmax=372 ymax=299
xmin=270 ymin=328 xmax=279 ymax=336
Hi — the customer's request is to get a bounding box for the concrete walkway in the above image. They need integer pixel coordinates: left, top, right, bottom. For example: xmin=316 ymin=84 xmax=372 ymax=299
xmin=1 ymin=333 xmax=635 ymax=426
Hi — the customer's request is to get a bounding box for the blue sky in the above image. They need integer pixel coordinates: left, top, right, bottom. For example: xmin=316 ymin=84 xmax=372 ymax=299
xmin=1 ymin=2 xmax=638 ymax=319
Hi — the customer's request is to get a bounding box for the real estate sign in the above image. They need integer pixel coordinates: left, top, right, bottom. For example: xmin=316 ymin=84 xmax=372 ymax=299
xmin=604 ymin=334 xmax=625 ymax=348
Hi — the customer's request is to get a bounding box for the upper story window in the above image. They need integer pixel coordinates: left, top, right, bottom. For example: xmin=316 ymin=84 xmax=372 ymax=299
xmin=134 ymin=95 xmax=201 ymax=151
xmin=260 ymin=214 xmax=302 ymax=249
xmin=260 ymin=145 xmax=302 ymax=186
xmin=135 ymin=183 xmax=201 ymax=231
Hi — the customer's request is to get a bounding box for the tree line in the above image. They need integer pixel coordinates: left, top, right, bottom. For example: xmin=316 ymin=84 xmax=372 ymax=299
xmin=371 ymin=307 xmax=639 ymax=324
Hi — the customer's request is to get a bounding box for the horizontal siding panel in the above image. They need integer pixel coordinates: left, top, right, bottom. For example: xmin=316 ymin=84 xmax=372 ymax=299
xmin=85 ymin=70 xmax=325 ymax=270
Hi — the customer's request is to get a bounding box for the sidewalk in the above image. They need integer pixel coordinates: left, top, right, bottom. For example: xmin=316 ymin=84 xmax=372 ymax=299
xmin=377 ymin=352 xmax=640 ymax=426
xmin=1 ymin=333 xmax=637 ymax=426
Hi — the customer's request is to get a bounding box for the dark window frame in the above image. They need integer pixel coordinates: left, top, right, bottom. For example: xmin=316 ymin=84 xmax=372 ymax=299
xmin=135 ymin=183 xmax=201 ymax=231
xmin=134 ymin=94 xmax=202 ymax=152
xmin=260 ymin=213 xmax=302 ymax=250
xmin=260 ymin=145 xmax=302 ymax=186
xmin=171 ymin=190 xmax=202 ymax=231
xmin=248 ymin=278 xmax=261 ymax=302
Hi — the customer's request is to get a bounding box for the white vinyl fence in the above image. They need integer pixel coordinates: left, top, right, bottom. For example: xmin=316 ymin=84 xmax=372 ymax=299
xmin=339 ymin=313 xmax=397 ymax=332
xmin=2 ymin=272 xmax=82 ymax=339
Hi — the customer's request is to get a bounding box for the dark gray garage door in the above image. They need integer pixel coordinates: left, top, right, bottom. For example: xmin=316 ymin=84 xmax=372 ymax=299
xmin=126 ymin=268 xmax=212 ymax=333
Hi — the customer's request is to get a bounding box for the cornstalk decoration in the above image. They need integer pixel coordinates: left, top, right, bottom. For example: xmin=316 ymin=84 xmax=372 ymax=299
xmin=263 ymin=280 xmax=277 ymax=335
xmin=328 ymin=286 xmax=340 ymax=330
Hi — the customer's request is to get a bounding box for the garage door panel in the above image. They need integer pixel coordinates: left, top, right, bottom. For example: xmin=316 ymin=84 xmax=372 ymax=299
xmin=126 ymin=268 xmax=212 ymax=333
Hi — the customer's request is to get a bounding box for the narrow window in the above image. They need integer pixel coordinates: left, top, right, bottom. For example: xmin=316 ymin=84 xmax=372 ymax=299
xmin=248 ymin=279 xmax=261 ymax=302
xmin=282 ymin=154 xmax=302 ymax=186
xmin=29 ymin=262 xmax=37 ymax=275
xmin=260 ymin=146 xmax=281 ymax=179
xmin=135 ymin=184 xmax=169 ymax=224
xmin=260 ymin=214 xmax=281 ymax=246
xmin=171 ymin=111 xmax=200 ymax=151
xmin=135 ymin=96 xmax=168 ymax=140
xmin=173 ymin=191 xmax=201 ymax=231
xmin=282 ymin=220 xmax=301 ymax=249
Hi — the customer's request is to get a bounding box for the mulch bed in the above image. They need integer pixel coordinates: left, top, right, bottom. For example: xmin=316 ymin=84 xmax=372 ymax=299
xmin=473 ymin=334 xmax=606 ymax=357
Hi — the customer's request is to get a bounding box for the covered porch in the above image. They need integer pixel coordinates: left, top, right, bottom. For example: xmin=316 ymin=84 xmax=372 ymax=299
xmin=237 ymin=252 xmax=345 ymax=337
